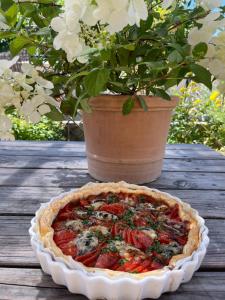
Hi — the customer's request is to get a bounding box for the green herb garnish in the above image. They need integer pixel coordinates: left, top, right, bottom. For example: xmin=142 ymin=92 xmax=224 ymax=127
xmin=82 ymin=220 xmax=89 ymax=225
xmin=107 ymin=193 xmax=119 ymax=204
xmin=147 ymin=241 xmax=162 ymax=253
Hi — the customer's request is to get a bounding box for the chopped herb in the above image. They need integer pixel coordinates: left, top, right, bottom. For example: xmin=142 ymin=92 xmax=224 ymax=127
xmin=87 ymin=206 xmax=94 ymax=216
xmin=109 ymin=245 xmax=118 ymax=252
xmin=94 ymin=230 xmax=106 ymax=241
xmin=147 ymin=218 xmax=159 ymax=230
xmin=147 ymin=241 xmax=162 ymax=253
xmin=107 ymin=193 xmax=119 ymax=203
xmin=82 ymin=220 xmax=89 ymax=225
xmin=101 ymin=245 xmax=118 ymax=253
xmin=119 ymin=258 xmax=128 ymax=265
xmin=138 ymin=195 xmax=146 ymax=203
xmin=122 ymin=210 xmax=134 ymax=222
xmin=114 ymin=235 xmax=123 ymax=241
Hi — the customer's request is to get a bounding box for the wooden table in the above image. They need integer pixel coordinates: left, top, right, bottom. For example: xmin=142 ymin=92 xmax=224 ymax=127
xmin=0 ymin=141 xmax=225 ymax=300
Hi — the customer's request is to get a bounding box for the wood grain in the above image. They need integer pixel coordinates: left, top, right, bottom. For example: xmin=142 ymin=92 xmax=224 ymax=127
xmin=0 ymin=168 xmax=225 ymax=190
xmin=0 ymin=187 xmax=225 ymax=218
xmin=0 ymin=269 xmax=224 ymax=300
xmin=0 ymin=141 xmax=211 ymax=149
xmin=0 ymin=147 xmax=223 ymax=159
xmin=0 ymin=216 xmax=222 ymax=269
xmin=1 ymin=155 xmax=225 ymax=173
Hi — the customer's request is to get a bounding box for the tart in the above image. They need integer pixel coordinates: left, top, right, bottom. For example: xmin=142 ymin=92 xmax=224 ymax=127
xmin=35 ymin=182 xmax=202 ymax=278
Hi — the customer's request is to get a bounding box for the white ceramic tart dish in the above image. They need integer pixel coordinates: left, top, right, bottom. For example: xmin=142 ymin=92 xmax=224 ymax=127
xmin=29 ymin=182 xmax=209 ymax=300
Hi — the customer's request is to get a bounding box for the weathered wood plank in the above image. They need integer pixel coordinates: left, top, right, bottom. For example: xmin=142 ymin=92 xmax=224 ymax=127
xmin=1 ymin=156 xmax=225 ymax=173
xmin=0 ymin=141 xmax=211 ymax=150
xmin=0 ymin=269 xmax=224 ymax=300
xmin=0 ymin=187 xmax=225 ymax=218
xmin=0 ymin=169 xmax=225 ymax=190
xmin=0 ymin=217 xmax=222 ymax=269
xmin=0 ymin=147 xmax=223 ymax=159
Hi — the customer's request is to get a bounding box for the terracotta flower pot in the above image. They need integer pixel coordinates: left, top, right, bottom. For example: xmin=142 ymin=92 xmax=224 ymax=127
xmin=83 ymin=95 xmax=179 ymax=184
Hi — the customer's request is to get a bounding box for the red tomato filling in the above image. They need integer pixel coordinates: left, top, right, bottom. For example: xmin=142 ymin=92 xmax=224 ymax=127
xmin=52 ymin=192 xmax=190 ymax=274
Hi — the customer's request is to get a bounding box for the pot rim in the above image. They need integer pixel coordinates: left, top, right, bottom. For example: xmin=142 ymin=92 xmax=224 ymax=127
xmin=88 ymin=94 xmax=179 ymax=111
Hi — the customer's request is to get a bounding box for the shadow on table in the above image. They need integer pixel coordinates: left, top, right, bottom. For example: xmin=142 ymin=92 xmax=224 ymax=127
xmin=36 ymin=272 xmax=88 ymax=300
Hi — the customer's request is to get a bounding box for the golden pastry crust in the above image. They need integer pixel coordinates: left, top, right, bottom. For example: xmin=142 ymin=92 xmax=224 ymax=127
xmin=35 ymin=182 xmax=201 ymax=279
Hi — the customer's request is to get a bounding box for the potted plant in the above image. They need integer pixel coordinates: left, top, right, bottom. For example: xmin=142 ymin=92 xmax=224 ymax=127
xmin=0 ymin=0 xmax=225 ymax=183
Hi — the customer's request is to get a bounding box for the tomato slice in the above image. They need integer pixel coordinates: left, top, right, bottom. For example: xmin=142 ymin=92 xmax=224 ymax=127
xmin=60 ymin=242 xmax=77 ymax=257
xmin=136 ymin=231 xmax=153 ymax=250
xmin=111 ymin=222 xmax=126 ymax=236
xmin=80 ymin=199 xmax=89 ymax=206
xmin=128 ymin=230 xmax=153 ymax=250
xmin=52 ymin=220 xmax=65 ymax=231
xmin=83 ymin=250 xmax=101 ymax=267
xmin=53 ymin=230 xmax=76 ymax=246
xmin=158 ymin=231 xmax=171 ymax=244
xmin=131 ymin=231 xmax=143 ymax=249
xmin=57 ymin=211 xmax=75 ymax=221
xmin=175 ymin=235 xmax=188 ymax=245
xmin=100 ymin=203 xmax=125 ymax=216
xmin=133 ymin=216 xmax=148 ymax=227
xmin=132 ymin=259 xmax=151 ymax=273
xmin=95 ymin=253 xmax=119 ymax=269
xmin=76 ymin=248 xmax=98 ymax=262
xmin=150 ymin=260 xmax=164 ymax=270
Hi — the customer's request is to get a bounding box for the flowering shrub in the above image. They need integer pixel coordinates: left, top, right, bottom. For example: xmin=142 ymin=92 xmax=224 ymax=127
xmin=0 ymin=57 xmax=59 ymax=139
xmin=0 ymin=0 xmax=225 ymax=140
xmin=168 ymin=83 xmax=225 ymax=150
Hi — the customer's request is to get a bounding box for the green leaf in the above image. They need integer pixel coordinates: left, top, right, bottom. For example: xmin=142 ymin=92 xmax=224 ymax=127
xmin=84 ymin=68 xmax=110 ymax=97
xmin=154 ymin=89 xmax=171 ymax=100
xmin=0 ymin=0 xmax=14 ymax=11
xmin=190 ymin=64 xmax=212 ymax=90
xmin=80 ymin=98 xmax=92 ymax=113
xmin=0 ymin=31 xmax=17 ymax=39
xmin=136 ymin=95 xmax=148 ymax=111
xmin=5 ymin=3 xmax=18 ymax=26
xmin=60 ymin=99 xmax=76 ymax=116
xmin=122 ymin=96 xmax=135 ymax=115
xmin=120 ymin=43 xmax=136 ymax=51
xmin=192 ymin=42 xmax=208 ymax=59
xmin=10 ymin=36 xmax=33 ymax=56
xmin=45 ymin=106 xmax=64 ymax=121
xmin=65 ymin=71 xmax=89 ymax=87
xmin=168 ymin=50 xmax=183 ymax=64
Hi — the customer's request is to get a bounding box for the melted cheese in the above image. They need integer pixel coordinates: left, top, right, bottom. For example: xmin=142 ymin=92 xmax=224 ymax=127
xmin=91 ymin=201 xmax=104 ymax=210
xmin=76 ymin=210 xmax=88 ymax=217
xmin=89 ymin=225 xmax=109 ymax=235
xmin=65 ymin=220 xmax=83 ymax=231
xmin=121 ymin=196 xmax=136 ymax=206
xmin=112 ymin=241 xmax=145 ymax=259
xmin=74 ymin=231 xmax=98 ymax=255
xmin=94 ymin=211 xmax=118 ymax=221
xmin=142 ymin=229 xmax=157 ymax=239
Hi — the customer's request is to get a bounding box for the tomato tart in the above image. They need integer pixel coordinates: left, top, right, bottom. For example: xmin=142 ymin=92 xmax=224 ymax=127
xmin=35 ymin=182 xmax=202 ymax=278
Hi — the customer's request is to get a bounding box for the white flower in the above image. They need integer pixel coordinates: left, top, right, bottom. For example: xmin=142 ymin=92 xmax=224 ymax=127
xmin=51 ymin=13 xmax=85 ymax=62
xmin=0 ymin=115 xmax=15 ymax=141
xmin=128 ymin=0 xmax=148 ymax=26
xmin=0 ymin=81 xmax=21 ymax=113
xmin=0 ymin=56 xmax=19 ymax=76
xmin=198 ymin=0 xmax=223 ymax=10
xmin=38 ymin=104 xmax=51 ymax=115
xmin=94 ymin=0 xmax=130 ymax=33
xmin=21 ymin=63 xmax=54 ymax=89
